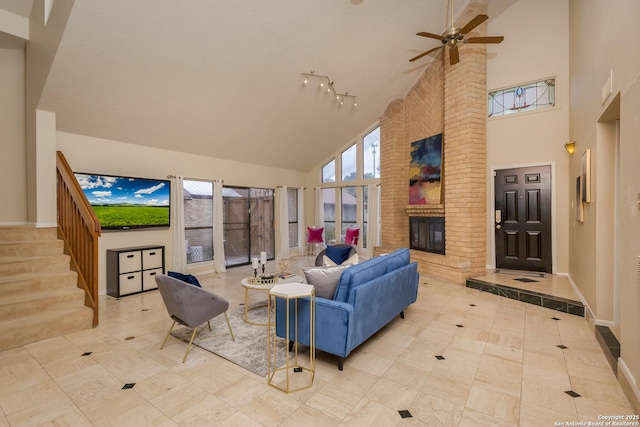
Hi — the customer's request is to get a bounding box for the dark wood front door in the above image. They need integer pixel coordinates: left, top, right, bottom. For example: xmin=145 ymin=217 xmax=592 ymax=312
xmin=495 ymin=166 xmax=552 ymax=273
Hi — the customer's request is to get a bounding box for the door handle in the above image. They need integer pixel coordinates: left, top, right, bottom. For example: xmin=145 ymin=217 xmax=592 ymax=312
xmin=496 ymin=224 xmax=502 ymax=230
xmin=495 ymin=209 xmax=502 ymax=223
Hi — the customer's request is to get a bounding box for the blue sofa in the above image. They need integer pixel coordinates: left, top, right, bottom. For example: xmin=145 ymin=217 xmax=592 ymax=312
xmin=275 ymin=248 xmax=419 ymax=370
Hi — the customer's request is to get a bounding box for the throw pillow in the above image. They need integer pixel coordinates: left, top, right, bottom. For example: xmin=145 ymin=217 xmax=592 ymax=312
xmin=344 ymin=227 xmax=359 ymax=245
xmin=307 ymin=227 xmax=324 ymax=244
xmin=323 ymin=253 xmax=359 ymax=267
xmin=168 ymin=271 xmax=202 ymax=287
xmin=303 ymin=265 xmax=349 ymax=299
xmin=325 ymin=245 xmax=352 ymax=265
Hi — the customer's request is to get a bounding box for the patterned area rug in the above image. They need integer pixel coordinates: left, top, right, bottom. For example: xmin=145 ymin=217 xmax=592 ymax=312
xmin=171 ymin=305 xmax=289 ymax=377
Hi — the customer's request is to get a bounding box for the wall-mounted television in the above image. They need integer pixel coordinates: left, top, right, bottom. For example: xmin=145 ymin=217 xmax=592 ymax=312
xmin=74 ymin=172 xmax=171 ymax=231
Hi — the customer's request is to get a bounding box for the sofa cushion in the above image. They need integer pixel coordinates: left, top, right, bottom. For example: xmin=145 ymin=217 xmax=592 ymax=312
xmin=303 ymin=265 xmax=349 ymax=299
xmin=326 ymin=245 xmax=352 ymax=265
xmin=323 ymin=253 xmax=359 ymax=267
xmin=381 ymin=248 xmax=411 ymax=274
xmin=168 ymin=271 xmax=201 ymax=287
xmin=333 ymin=248 xmax=410 ymax=303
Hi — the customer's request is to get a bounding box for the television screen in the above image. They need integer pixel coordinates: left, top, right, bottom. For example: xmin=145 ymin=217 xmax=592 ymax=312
xmin=74 ymin=172 xmax=171 ymax=230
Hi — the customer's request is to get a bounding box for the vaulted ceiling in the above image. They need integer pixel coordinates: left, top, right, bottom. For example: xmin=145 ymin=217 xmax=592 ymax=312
xmin=0 ymin=0 xmax=516 ymax=172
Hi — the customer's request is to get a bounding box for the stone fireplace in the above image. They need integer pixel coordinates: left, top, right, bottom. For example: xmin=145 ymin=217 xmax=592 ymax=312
xmin=375 ymin=0 xmax=487 ymax=285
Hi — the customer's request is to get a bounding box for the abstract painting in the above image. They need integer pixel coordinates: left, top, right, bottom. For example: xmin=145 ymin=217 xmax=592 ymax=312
xmin=409 ymin=133 xmax=443 ymax=204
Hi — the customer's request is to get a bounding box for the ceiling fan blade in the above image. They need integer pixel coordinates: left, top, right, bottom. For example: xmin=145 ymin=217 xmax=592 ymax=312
xmin=465 ymin=36 xmax=504 ymax=44
xmin=416 ymin=31 xmax=445 ymax=41
xmin=459 ymin=14 xmax=488 ymax=35
xmin=409 ymin=46 xmax=442 ymax=62
xmin=449 ymin=44 xmax=459 ymax=65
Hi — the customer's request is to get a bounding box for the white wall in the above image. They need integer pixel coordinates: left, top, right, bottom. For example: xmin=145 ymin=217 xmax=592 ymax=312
xmin=486 ymin=0 xmax=570 ymax=273
xmin=57 ymin=132 xmax=307 ymax=293
xmin=0 ymin=48 xmax=27 ymax=225
xmin=26 ymin=0 xmax=74 ymax=224
xmin=569 ymin=0 xmax=640 ymax=406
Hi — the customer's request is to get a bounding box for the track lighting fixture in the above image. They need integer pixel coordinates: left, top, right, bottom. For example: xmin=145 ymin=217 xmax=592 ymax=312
xmin=300 ymin=71 xmax=358 ymax=107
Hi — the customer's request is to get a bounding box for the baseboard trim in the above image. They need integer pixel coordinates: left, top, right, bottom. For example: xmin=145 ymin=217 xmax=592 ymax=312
xmin=618 ymin=358 xmax=640 ymax=414
xmin=36 ymin=222 xmax=57 ymax=228
xmin=595 ymin=319 xmax=616 ymax=328
xmin=0 ymin=222 xmax=29 ymax=227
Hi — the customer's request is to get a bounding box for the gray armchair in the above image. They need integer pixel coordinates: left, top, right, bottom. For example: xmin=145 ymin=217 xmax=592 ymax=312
xmin=155 ymin=274 xmax=234 ymax=362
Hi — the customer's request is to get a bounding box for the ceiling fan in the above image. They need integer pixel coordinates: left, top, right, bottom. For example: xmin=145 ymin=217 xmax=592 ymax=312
xmin=410 ymin=1 xmax=504 ymax=65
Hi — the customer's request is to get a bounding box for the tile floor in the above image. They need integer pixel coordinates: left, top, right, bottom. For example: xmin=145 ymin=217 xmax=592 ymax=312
xmin=0 ymin=256 xmax=636 ymax=426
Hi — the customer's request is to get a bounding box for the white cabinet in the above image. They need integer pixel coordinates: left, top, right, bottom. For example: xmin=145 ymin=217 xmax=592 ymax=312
xmin=107 ymin=246 xmax=165 ymax=297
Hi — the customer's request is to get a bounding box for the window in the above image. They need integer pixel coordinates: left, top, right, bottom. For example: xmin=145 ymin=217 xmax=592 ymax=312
xmin=287 ymin=188 xmax=298 ymax=248
xmin=363 ymin=127 xmax=380 ymax=178
xmin=317 ymin=123 xmax=381 ymax=250
xmin=341 ymin=187 xmax=357 ymax=239
xmin=341 ymin=144 xmax=357 ymax=181
xmin=322 ymin=160 xmax=335 ymax=183
xmin=183 ymin=180 xmax=214 ymax=264
xmin=322 ymin=188 xmax=336 ymax=244
xmin=488 ymin=79 xmax=555 ymax=117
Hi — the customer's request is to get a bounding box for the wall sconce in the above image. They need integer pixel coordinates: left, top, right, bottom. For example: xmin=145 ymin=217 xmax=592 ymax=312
xmin=301 ymin=71 xmax=358 ymax=107
xmin=564 ymin=141 xmax=575 ymax=154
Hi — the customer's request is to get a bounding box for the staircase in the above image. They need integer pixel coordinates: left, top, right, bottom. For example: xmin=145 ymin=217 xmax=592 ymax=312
xmin=0 ymin=226 xmax=93 ymax=351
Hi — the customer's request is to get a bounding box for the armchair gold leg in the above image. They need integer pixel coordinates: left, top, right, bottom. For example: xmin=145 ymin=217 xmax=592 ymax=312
xmin=183 ymin=327 xmax=199 ymax=363
xmin=224 ymin=311 xmax=235 ymax=341
xmin=161 ymin=320 xmax=176 ymax=350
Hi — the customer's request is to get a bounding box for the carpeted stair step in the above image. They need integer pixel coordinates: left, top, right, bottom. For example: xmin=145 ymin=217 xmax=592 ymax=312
xmin=0 ymin=304 xmax=93 ymax=351
xmin=0 ymin=286 xmax=87 ymax=319
xmin=0 ymin=226 xmax=94 ymax=351
xmin=0 ymin=226 xmax=58 ymax=242
xmin=0 ymin=271 xmax=79 ymax=298
xmin=0 ymin=254 xmax=71 ymax=277
xmin=0 ymin=239 xmax=64 ymax=258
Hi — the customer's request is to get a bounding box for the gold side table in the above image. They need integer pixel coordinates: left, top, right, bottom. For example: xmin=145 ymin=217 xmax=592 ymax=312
xmin=267 ymin=282 xmax=315 ymax=393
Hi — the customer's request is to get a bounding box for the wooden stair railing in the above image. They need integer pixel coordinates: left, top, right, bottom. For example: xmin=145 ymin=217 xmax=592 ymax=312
xmin=56 ymin=151 xmax=101 ymax=327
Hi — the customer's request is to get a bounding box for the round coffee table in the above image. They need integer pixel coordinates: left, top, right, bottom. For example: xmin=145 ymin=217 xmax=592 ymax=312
xmin=241 ymin=275 xmax=303 ymax=326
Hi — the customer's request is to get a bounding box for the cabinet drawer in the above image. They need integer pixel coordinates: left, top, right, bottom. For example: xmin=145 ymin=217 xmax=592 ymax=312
xmin=143 ymin=249 xmax=163 ymax=269
xmin=119 ymin=271 xmax=142 ymax=295
xmin=143 ymin=268 xmax=162 ymax=291
xmin=119 ymin=251 xmax=141 ymax=273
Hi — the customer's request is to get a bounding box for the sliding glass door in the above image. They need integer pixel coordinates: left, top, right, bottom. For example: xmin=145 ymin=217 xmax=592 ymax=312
xmin=223 ymin=186 xmax=274 ymax=267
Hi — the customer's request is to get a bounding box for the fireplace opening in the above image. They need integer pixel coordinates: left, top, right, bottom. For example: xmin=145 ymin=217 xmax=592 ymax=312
xmin=410 ymin=216 xmax=445 ymax=255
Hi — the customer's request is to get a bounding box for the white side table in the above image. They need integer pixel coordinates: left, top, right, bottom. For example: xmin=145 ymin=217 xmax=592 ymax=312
xmin=240 ymin=275 xmax=303 ymax=326
xmin=267 ymin=282 xmax=315 ymax=393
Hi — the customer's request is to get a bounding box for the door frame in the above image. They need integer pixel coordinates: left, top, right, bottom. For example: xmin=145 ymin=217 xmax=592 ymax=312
xmin=489 ymin=161 xmax=557 ymax=274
